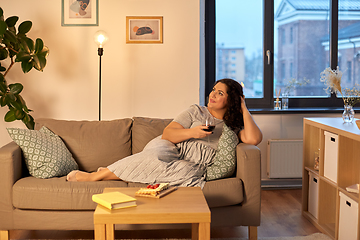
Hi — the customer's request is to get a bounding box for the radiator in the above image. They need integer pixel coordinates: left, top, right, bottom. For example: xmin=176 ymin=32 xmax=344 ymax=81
xmin=267 ymin=139 xmax=303 ymax=178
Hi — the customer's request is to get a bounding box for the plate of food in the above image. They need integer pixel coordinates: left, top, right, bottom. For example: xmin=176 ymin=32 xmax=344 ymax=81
xmin=135 ymin=183 xmax=178 ymax=198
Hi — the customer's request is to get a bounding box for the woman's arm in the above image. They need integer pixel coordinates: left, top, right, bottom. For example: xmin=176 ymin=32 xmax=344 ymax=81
xmin=238 ymin=96 xmax=263 ymax=145
xmin=161 ymin=122 xmax=212 ymax=144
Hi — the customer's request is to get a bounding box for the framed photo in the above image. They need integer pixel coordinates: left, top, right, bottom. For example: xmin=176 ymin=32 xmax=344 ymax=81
xmin=126 ymin=16 xmax=163 ymax=44
xmin=62 ymin=0 xmax=99 ymax=26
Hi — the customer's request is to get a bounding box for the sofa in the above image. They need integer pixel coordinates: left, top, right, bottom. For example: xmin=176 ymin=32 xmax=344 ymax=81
xmin=0 ymin=117 xmax=261 ymax=240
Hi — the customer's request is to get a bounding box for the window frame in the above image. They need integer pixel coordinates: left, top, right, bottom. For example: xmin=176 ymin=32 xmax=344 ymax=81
xmin=205 ymin=0 xmax=345 ymax=109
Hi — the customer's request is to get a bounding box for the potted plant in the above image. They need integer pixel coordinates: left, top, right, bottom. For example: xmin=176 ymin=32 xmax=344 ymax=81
xmin=0 ymin=7 xmax=49 ymax=129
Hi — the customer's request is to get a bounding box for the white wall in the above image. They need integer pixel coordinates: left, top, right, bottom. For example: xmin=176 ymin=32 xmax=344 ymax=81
xmin=0 ymin=0 xmax=201 ymax=146
xmin=1 ymin=1 xmax=358 ymax=180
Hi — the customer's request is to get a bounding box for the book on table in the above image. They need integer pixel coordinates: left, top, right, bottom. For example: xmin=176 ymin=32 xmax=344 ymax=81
xmin=92 ymin=191 xmax=137 ymax=210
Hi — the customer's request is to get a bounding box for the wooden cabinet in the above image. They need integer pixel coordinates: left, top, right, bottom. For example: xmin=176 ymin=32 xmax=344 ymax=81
xmin=302 ymin=118 xmax=360 ymax=240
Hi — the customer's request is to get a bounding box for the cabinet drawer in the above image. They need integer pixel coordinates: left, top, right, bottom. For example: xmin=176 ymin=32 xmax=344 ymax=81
xmin=324 ymin=131 xmax=338 ymax=183
xmin=338 ymin=192 xmax=358 ymax=240
xmin=308 ymin=172 xmax=319 ymax=219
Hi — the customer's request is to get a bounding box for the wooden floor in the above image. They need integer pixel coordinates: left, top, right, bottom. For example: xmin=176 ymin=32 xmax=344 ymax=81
xmin=9 ymin=189 xmax=320 ymax=239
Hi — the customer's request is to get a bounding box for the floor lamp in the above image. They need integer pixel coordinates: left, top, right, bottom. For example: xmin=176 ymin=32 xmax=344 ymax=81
xmin=94 ymin=31 xmax=108 ymax=121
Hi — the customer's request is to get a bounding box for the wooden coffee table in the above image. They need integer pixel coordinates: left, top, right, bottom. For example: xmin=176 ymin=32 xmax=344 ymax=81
xmin=94 ymin=187 xmax=211 ymax=240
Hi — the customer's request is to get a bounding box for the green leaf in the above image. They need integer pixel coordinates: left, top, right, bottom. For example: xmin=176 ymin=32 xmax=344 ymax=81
xmin=9 ymin=83 xmax=23 ymax=94
xmin=14 ymin=109 xmax=24 ymax=120
xmin=17 ymin=95 xmax=28 ymax=112
xmin=0 ymin=96 xmax=6 ymax=107
xmin=15 ymin=51 xmax=31 ymax=62
xmin=0 ymin=8 xmax=3 ymax=18
xmin=21 ymin=60 xmax=33 ymax=73
xmin=4 ymin=30 xmax=17 ymax=43
xmin=5 ymin=92 xmax=15 ymax=102
xmin=4 ymin=109 xmax=16 ymax=122
xmin=5 ymin=16 xmax=18 ymax=28
xmin=22 ymin=114 xmax=34 ymax=130
xmin=11 ymin=98 xmax=22 ymax=110
xmin=32 ymin=55 xmax=41 ymax=71
xmin=0 ymin=48 xmax=8 ymax=60
xmin=33 ymin=54 xmax=46 ymax=71
xmin=0 ymin=20 xmax=6 ymax=36
xmin=0 ymin=65 xmax=5 ymax=72
xmin=35 ymin=38 xmax=44 ymax=53
xmin=38 ymin=46 xmax=49 ymax=59
xmin=22 ymin=37 xmax=34 ymax=53
xmin=18 ymin=20 xmax=32 ymax=34
xmin=0 ymin=81 xmax=6 ymax=93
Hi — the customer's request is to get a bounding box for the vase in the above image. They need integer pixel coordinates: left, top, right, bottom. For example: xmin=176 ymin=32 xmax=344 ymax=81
xmin=282 ymin=93 xmax=289 ymax=110
xmin=342 ymin=104 xmax=355 ymax=123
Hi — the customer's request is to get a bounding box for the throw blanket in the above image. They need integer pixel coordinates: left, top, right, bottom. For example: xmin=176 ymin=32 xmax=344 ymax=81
xmin=107 ymin=136 xmax=216 ymax=188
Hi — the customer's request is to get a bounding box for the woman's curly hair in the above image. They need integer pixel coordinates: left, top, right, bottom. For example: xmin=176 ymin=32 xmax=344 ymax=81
xmin=214 ymin=78 xmax=244 ymax=131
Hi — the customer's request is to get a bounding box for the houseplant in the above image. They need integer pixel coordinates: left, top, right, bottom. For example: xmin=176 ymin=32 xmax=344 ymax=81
xmin=0 ymin=7 xmax=49 ymax=129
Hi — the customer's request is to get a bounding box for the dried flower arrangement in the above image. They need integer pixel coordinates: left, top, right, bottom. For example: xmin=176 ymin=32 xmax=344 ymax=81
xmin=320 ymin=66 xmax=360 ymax=106
xmin=283 ymin=77 xmax=310 ymax=96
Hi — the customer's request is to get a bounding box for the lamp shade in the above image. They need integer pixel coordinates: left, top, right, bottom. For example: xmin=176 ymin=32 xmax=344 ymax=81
xmin=94 ymin=30 xmax=109 ymax=48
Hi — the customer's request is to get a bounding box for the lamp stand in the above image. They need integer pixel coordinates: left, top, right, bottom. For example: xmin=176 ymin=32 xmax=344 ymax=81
xmin=98 ymin=47 xmax=103 ymax=121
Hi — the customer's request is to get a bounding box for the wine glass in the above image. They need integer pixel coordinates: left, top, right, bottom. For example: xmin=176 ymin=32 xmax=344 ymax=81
xmin=204 ymin=115 xmax=215 ymax=142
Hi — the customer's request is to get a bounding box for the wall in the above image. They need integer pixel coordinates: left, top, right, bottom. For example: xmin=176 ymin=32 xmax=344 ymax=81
xmin=0 ymin=0 xmax=202 ymax=146
xmin=1 ymin=1 xmax=358 ymax=180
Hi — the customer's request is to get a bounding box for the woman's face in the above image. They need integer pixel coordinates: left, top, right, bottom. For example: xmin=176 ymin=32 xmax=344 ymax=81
xmin=208 ymin=82 xmax=228 ymax=110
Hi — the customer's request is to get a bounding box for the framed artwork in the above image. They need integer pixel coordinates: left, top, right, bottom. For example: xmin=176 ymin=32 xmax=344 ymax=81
xmin=62 ymin=0 xmax=99 ymax=26
xmin=126 ymin=16 xmax=163 ymax=44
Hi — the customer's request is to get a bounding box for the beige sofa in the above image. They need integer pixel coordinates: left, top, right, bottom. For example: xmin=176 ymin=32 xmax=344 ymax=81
xmin=0 ymin=117 xmax=261 ymax=240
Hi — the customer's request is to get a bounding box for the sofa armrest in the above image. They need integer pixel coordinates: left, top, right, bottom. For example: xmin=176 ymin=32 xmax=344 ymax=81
xmin=0 ymin=141 xmax=23 ymax=229
xmin=235 ymin=143 xmax=261 ymax=224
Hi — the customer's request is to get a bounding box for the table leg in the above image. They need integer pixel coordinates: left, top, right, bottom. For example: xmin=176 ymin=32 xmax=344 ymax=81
xmin=192 ymin=223 xmax=210 ymax=240
xmin=105 ymin=224 xmax=115 ymax=240
xmin=94 ymin=224 xmax=106 ymax=240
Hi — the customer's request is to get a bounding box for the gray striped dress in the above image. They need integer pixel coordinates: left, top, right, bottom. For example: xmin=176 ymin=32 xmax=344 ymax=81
xmin=107 ymin=105 xmax=224 ymax=188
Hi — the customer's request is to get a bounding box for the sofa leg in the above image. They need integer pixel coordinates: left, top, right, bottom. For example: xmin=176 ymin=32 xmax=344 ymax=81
xmin=0 ymin=230 xmax=9 ymax=240
xmin=248 ymin=226 xmax=257 ymax=240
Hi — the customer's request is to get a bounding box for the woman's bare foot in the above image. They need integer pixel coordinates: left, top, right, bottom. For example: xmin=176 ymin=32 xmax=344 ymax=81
xmin=97 ymin=167 xmax=107 ymax=172
xmin=67 ymin=170 xmax=79 ymax=181
xmin=67 ymin=170 xmax=94 ymax=181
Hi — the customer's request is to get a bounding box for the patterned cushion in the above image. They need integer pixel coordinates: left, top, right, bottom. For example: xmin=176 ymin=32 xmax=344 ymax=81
xmin=206 ymin=124 xmax=239 ymax=181
xmin=7 ymin=126 xmax=79 ymax=179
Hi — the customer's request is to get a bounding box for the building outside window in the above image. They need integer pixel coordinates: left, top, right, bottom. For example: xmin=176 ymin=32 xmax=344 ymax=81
xmin=209 ymin=0 xmax=360 ymax=108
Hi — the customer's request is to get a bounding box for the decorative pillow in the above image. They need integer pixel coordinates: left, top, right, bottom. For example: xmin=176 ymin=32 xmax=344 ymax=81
xmin=206 ymin=123 xmax=239 ymax=181
xmin=7 ymin=126 xmax=79 ymax=179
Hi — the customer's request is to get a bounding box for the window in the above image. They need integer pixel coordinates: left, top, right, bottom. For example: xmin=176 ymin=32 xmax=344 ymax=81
xmin=205 ymin=0 xmax=360 ymax=109
xmin=347 ymin=61 xmax=352 ymax=83
xmin=281 ymin=28 xmax=286 ymax=45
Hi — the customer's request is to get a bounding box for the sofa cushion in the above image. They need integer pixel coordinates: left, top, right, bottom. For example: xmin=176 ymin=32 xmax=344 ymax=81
xmin=203 ymin=177 xmax=243 ymax=208
xmin=132 ymin=117 xmax=172 ymax=154
xmin=35 ymin=118 xmax=132 ymax=172
xmin=13 ymin=176 xmax=128 ymax=210
xmin=7 ymin=126 xmax=79 ymax=179
xmin=13 ymin=177 xmax=243 ymax=210
xmin=206 ymin=124 xmax=239 ymax=181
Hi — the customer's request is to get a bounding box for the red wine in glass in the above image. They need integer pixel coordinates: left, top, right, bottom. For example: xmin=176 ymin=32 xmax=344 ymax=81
xmin=204 ymin=125 xmax=215 ymax=132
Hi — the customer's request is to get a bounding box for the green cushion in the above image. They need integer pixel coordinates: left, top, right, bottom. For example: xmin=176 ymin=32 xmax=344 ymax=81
xmin=206 ymin=123 xmax=239 ymax=181
xmin=7 ymin=126 xmax=79 ymax=179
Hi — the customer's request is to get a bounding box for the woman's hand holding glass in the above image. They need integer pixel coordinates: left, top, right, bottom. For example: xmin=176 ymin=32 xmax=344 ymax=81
xmin=191 ymin=125 xmax=213 ymax=139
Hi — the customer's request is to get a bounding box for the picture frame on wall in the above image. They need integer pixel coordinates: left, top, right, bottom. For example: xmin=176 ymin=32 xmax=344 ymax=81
xmin=126 ymin=16 xmax=163 ymax=44
xmin=61 ymin=0 xmax=99 ymax=26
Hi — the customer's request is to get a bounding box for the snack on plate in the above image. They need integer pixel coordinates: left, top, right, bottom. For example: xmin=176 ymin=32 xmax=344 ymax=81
xmin=136 ymin=183 xmax=170 ymax=196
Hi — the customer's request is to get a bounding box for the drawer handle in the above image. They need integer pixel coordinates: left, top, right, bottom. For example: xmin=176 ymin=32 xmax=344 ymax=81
xmin=313 ymin=178 xmax=317 ymax=183
xmin=331 ymin=137 xmax=335 ymax=142
xmin=346 ymin=201 xmax=351 ymax=207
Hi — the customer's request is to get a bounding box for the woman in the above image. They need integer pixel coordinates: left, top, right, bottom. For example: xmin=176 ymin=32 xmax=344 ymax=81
xmin=67 ymin=78 xmax=262 ymax=185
